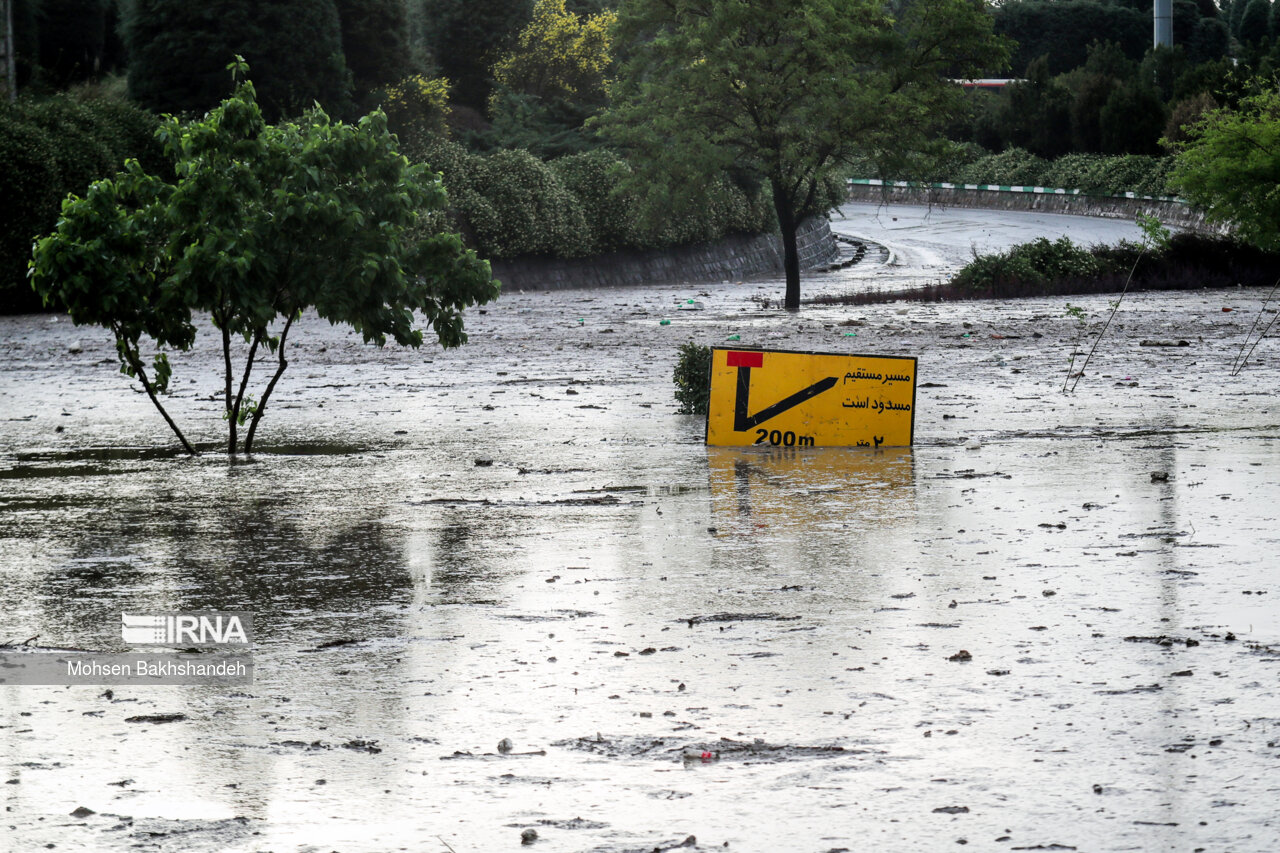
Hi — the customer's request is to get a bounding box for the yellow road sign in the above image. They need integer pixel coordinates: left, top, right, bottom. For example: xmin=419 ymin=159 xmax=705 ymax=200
xmin=705 ymin=348 xmax=916 ymax=448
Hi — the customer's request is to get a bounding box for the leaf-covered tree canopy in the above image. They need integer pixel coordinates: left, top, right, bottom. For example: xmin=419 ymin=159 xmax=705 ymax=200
xmin=334 ymin=0 xmax=417 ymax=107
xmin=602 ymin=0 xmax=1008 ymax=310
xmin=30 ymin=58 xmax=499 ymax=455
xmin=123 ymin=0 xmax=355 ymax=120
xmin=1171 ymin=86 xmax=1280 ymax=252
xmin=485 ymin=0 xmax=617 ymax=155
xmin=418 ymin=0 xmax=534 ymax=110
xmin=492 ymin=0 xmax=616 ymax=104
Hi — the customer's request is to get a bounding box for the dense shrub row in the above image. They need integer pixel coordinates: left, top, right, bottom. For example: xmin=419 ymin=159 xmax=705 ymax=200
xmin=0 ymin=94 xmax=163 ymax=313
xmin=949 ymin=236 xmax=1106 ymax=293
xmin=949 ymin=231 xmax=1280 ymax=298
xmin=947 ymin=147 xmax=1178 ymax=197
xmin=810 ymin=232 xmax=1280 ymax=306
xmin=405 ymin=135 xmax=777 ymax=261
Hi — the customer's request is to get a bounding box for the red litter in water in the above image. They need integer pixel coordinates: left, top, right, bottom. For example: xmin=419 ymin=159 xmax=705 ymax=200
xmin=701 ymin=751 xmax=713 ymax=760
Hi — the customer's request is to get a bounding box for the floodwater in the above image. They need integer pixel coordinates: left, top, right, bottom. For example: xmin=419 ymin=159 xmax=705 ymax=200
xmin=1 ymin=204 xmax=1277 ymax=852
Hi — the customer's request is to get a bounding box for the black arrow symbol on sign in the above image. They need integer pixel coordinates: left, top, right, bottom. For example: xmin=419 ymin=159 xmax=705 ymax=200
xmin=733 ymin=367 xmax=838 ymax=432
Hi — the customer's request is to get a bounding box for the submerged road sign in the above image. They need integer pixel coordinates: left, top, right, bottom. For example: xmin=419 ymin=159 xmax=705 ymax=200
xmin=705 ymin=347 xmax=916 ymax=448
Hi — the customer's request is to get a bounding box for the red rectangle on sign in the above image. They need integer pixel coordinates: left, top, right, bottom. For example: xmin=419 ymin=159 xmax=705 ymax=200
xmin=725 ymin=350 xmax=763 ymax=368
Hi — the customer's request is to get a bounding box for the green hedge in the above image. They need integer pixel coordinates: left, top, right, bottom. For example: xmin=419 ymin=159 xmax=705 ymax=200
xmin=549 ymin=150 xmax=640 ymax=255
xmin=0 ymin=95 xmax=163 ymax=314
xmin=406 ymin=134 xmax=777 ymax=261
xmin=888 ymin=147 xmax=1178 ymax=198
xmin=950 ymin=236 xmax=1109 ymax=293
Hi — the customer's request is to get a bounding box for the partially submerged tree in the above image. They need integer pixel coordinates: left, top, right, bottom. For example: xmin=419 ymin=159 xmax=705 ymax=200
xmin=603 ymin=0 xmax=1008 ymax=310
xmin=30 ymin=58 xmax=499 ymax=455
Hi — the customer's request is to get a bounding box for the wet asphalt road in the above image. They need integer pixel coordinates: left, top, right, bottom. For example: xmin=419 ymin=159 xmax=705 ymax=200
xmin=1 ymin=203 xmax=1277 ymax=852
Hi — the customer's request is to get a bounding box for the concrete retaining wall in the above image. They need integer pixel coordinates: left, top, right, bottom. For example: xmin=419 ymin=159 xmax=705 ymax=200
xmin=491 ymin=216 xmax=838 ymax=291
xmin=846 ymin=179 xmax=1220 ymax=233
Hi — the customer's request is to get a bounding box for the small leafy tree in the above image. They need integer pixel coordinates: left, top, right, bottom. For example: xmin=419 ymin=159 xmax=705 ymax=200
xmin=1170 ymin=86 xmax=1280 ymax=251
xmin=603 ymin=0 xmax=1008 ymax=311
xmin=486 ymin=0 xmax=616 ymax=155
xmin=672 ymin=342 xmax=711 ymax=415
xmin=491 ymin=0 xmax=615 ymax=105
xmin=30 ymin=58 xmax=499 ymax=455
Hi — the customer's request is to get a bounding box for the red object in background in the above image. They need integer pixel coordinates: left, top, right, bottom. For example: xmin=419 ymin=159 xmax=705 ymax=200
xmin=726 ymin=350 xmax=763 ymax=368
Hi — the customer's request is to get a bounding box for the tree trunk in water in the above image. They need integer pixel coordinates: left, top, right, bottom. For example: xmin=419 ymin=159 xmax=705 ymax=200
xmin=243 ymin=315 xmax=294 ymax=454
xmin=772 ymin=186 xmax=802 ymax=311
xmin=221 ymin=323 xmax=237 ymax=454
xmin=116 ymin=333 xmax=197 ymax=456
xmin=228 ymin=332 xmax=262 ymax=455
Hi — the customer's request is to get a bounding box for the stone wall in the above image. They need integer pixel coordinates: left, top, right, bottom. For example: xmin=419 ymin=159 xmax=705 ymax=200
xmin=846 ymin=181 xmax=1221 ymax=233
xmin=491 ymin=216 xmax=838 ymax=291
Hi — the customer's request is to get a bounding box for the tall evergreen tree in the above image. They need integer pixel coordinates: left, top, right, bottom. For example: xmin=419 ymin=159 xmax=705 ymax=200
xmin=334 ymin=0 xmax=415 ymax=107
xmin=36 ymin=0 xmax=108 ymax=87
xmin=124 ymin=0 xmax=354 ymax=120
xmin=1101 ymin=84 xmax=1166 ymax=154
xmin=418 ymin=0 xmax=532 ymax=110
xmin=1238 ymin=0 xmax=1271 ymax=44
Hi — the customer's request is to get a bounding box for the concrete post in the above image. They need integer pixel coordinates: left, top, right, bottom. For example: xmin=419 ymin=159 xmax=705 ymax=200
xmin=1154 ymin=0 xmax=1173 ymax=49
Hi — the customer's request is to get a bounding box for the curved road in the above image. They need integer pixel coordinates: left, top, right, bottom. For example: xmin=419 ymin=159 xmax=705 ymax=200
xmin=820 ymin=200 xmax=1150 ymax=297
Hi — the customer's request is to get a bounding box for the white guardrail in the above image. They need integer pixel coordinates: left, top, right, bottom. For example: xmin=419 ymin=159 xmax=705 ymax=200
xmin=848 ymin=177 xmax=1182 ymax=203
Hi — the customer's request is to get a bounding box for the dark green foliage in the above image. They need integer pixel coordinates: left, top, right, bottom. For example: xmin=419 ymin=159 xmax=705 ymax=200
xmin=995 ymin=1 xmax=1148 ymax=76
xmin=481 ymin=92 xmax=601 ymax=158
xmin=0 ymin=95 xmax=162 ymax=314
xmin=548 ymin=149 xmax=637 ymax=254
xmin=1230 ymin=0 xmax=1248 ymax=35
xmin=951 ymin=237 xmax=1105 ymax=294
xmin=1238 ymin=0 xmax=1272 ymax=43
xmin=75 ymin=96 xmax=170 ymax=177
xmin=951 ymin=147 xmax=1048 ymax=186
xmin=11 ymin=0 xmax=43 ymax=89
xmin=1070 ymin=74 xmax=1118 ymax=153
xmin=36 ymin=0 xmax=110 ymax=87
xmin=564 ymin=0 xmax=611 ymax=13
xmin=814 ymin=232 xmax=1280 ymax=306
xmin=997 ymin=57 xmax=1074 ymax=158
xmin=1140 ymin=45 xmax=1188 ymax=103
xmin=401 ymin=134 xmax=495 ymax=246
xmin=1101 ymin=85 xmax=1167 ymax=154
xmin=20 ymin=99 xmax=117 ymax=199
xmin=404 ymin=134 xmax=773 ymax=261
xmin=123 ymin=0 xmax=354 ymax=120
xmin=418 ymin=0 xmax=533 ymax=110
xmin=0 ymin=114 xmax=62 ymax=313
xmin=941 ymin=148 xmax=1175 ymax=196
xmin=467 ymin=148 xmax=586 ymax=257
xmin=334 ymin=0 xmax=416 ymax=108
xmin=672 ymin=342 xmax=711 ymax=415
xmin=1188 ymin=19 xmax=1230 ymax=65
xmin=1172 ymin=0 xmax=1205 ymax=44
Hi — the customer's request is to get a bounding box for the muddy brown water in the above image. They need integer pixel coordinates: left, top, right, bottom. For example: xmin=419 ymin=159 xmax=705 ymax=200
xmin=1 ymin=205 xmax=1278 ymax=852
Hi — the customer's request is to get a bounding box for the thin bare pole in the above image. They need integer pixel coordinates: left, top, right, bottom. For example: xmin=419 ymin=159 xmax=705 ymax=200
xmin=1231 ymin=277 xmax=1280 ymax=376
xmin=2 ymin=0 xmax=16 ymax=103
